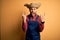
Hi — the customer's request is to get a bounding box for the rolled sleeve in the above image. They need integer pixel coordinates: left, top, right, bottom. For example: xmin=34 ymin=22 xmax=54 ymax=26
xmin=38 ymin=16 xmax=45 ymax=32
xmin=22 ymin=16 xmax=28 ymax=32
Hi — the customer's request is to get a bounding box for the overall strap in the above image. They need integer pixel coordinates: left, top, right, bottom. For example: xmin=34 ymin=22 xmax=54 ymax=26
xmin=27 ymin=15 xmax=31 ymax=21
xmin=36 ymin=15 xmax=39 ymax=21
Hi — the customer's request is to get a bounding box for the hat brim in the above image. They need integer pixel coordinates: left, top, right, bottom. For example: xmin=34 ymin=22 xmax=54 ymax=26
xmin=24 ymin=3 xmax=41 ymax=9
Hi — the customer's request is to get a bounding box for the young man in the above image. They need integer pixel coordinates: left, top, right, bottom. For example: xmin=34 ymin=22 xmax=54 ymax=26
xmin=22 ymin=3 xmax=45 ymax=40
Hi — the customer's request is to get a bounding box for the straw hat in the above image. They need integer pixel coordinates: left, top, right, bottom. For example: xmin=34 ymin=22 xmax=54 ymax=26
xmin=24 ymin=2 xmax=41 ymax=9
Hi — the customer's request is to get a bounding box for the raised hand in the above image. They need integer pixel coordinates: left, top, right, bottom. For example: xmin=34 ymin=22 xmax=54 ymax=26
xmin=40 ymin=13 xmax=45 ymax=22
xmin=22 ymin=12 xmax=26 ymax=22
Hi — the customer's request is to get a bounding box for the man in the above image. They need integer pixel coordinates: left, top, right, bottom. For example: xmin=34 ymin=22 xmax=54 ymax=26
xmin=22 ymin=3 xmax=45 ymax=40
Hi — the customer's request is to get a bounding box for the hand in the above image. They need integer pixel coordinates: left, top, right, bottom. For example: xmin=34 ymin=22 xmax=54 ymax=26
xmin=22 ymin=12 xmax=26 ymax=22
xmin=41 ymin=16 xmax=45 ymax=22
xmin=40 ymin=13 xmax=45 ymax=22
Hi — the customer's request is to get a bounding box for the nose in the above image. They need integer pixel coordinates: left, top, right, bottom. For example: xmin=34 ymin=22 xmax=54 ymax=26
xmin=32 ymin=9 xmax=34 ymax=12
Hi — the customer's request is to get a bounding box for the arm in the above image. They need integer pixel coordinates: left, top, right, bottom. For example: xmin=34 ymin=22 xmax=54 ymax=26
xmin=22 ymin=16 xmax=28 ymax=32
xmin=38 ymin=16 xmax=45 ymax=32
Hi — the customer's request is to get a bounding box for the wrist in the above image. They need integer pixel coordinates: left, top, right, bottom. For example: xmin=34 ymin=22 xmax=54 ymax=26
xmin=24 ymin=20 xmax=26 ymax=23
xmin=41 ymin=21 xmax=45 ymax=24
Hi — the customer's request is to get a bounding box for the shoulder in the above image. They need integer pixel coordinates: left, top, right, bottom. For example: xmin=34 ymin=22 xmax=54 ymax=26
xmin=26 ymin=14 xmax=30 ymax=18
xmin=36 ymin=15 xmax=42 ymax=21
xmin=36 ymin=15 xmax=41 ymax=18
xmin=26 ymin=14 xmax=30 ymax=17
xmin=26 ymin=14 xmax=30 ymax=21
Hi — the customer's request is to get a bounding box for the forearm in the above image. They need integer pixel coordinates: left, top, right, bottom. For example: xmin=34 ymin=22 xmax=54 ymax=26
xmin=38 ymin=16 xmax=45 ymax=32
xmin=22 ymin=17 xmax=28 ymax=32
xmin=23 ymin=22 xmax=27 ymax=31
xmin=39 ymin=22 xmax=45 ymax=32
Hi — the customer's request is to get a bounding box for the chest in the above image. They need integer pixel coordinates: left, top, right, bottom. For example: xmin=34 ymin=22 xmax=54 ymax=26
xmin=27 ymin=17 xmax=39 ymax=26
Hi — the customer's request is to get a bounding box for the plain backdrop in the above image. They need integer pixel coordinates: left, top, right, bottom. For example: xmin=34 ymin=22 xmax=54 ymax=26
xmin=1 ymin=0 xmax=60 ymax=40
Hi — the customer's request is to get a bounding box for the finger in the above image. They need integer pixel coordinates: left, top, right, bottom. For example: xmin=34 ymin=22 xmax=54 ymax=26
xmin=44 ymin=12 xmax=45 ymax=16
xmin=22 ymin=11 xmax=25 ymax=15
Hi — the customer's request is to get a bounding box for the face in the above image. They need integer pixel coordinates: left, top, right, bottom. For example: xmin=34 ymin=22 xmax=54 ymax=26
xmin=29 ymin=7 xmax=37 ymax=16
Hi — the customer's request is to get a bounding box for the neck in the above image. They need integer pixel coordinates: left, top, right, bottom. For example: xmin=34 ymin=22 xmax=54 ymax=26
xmin=30 ymin=13 xmax=36 ymax=18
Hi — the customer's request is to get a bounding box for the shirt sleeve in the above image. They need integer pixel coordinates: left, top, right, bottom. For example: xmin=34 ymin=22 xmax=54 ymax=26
xmin=22 ymin=16 xmax=28 ymax=32
xmin=38 ymin=16 xmax=45 ymax=32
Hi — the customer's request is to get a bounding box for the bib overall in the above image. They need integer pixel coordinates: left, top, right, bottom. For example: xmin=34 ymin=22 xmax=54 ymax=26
xmin=26 ymin=16 xmax=40 ymax=40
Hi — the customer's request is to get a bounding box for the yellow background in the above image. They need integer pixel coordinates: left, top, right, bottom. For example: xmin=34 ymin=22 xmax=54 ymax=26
xmin=1 ymin=0 xmax=60 ymax=40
